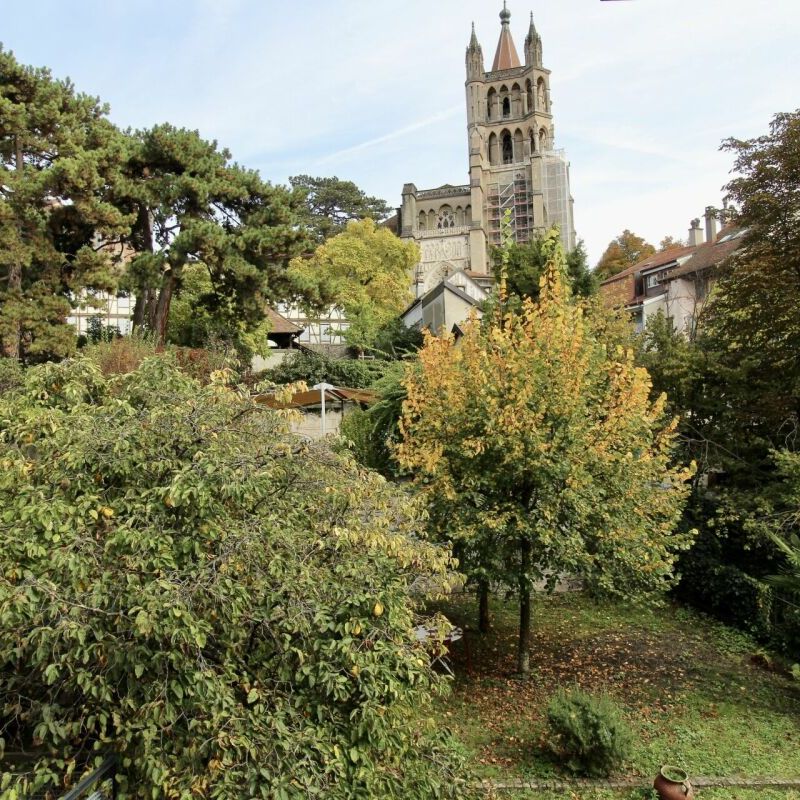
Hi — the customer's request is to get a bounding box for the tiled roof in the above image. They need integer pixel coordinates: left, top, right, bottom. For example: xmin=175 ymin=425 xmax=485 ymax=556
xmin=381 ymin=214 xmax=399 ymax=234
xmin=668 ymin=231 xmax=744 ymax=279
xmin=600 ymin=246 xmax=695 ymax=286
xmin=464 ymin=269 xmax=495 ymax=282
xmin=265 ymin=306 xmax=302 ymax=335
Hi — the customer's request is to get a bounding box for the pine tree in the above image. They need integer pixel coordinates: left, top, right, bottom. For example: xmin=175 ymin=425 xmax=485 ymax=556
xmin=0 ymin=47 xmax=130 ymax=361
xmin=117 ymin=125 xmax=309 ymax=345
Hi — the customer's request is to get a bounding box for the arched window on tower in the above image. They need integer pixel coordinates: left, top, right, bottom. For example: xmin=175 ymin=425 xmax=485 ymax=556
xmin=529 ymin=129 xmax=536 ymax=154
xmin=418 ymin=211 xmax=427 ymax=231
xmin=465 ymin=205 xmax=472 ymax=225
xmin=514 ymin=129 xmax=524 ymax=162
xmin=487 ymin=87 xmax=496 ymax=121
xmin=502 ymin=131 xmax=513 ymax=164
xmin=488 ymin=132 xmax=499 ymax=166
xmin=525 ymin=79 xmax=533 ymax=114
xmin=502 ymin=96 xmax=511 ymax=119
xmin=455 ymin=206 xmax=464 ymax=226
xmin=511 ymin=83 xmax=521 ymax=117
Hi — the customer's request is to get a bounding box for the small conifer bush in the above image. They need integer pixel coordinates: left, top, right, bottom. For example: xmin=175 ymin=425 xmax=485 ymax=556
xmin=546 ymin=687 xmax=633 ymax=777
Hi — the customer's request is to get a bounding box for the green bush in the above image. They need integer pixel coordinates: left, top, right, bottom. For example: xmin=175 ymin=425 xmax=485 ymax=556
xmin=677 ymin=557 xmax=774 ymax=638
xmin=0 ymin=354 xmax=473 ymax=799
xmin=0 ymin=358 xmax=23 ymax=393
xmin=338 ymin=362 xmax=407 ymax=478
xmin=546 ymin=687 xmax=633 ymax=777
xmin=262 ymin=349 xmax=392 ymax=389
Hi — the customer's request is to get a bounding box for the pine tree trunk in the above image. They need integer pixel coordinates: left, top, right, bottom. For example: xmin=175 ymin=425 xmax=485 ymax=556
xmin=132 ymin=291 xmax=147 ymax=330
xmin=151 ymin=270 xmax=174 ymax=346
xmin=131 ymin=204 xmax=156 ymax=334
xmin=517 ymin=538 xmax=532 ymax=676
xmin=478 ymin=580 xmax=491 ymax=634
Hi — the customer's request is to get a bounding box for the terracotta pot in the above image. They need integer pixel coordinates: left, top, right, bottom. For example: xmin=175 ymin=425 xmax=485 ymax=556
xmin=654 ymin=766 xmax=694 ymax=800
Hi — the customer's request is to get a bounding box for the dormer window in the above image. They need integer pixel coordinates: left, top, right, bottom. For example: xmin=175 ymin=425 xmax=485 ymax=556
xmin=646 ymin=274 xmax=660 ymax=289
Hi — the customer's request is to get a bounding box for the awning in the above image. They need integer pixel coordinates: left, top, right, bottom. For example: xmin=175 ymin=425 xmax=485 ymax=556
xmin=254 ymin=386 xmax=378 ymax=409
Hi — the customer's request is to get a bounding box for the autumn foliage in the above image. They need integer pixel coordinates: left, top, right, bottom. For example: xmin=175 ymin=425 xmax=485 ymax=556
xmin=395 ymin=233 xmax=694 ymax=674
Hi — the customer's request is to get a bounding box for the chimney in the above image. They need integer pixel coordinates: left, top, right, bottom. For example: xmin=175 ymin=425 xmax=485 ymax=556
xmin=688 ymin=218 xmax=704 ymax=247
xmin=704 ymin=206 xmax=719 ymax=243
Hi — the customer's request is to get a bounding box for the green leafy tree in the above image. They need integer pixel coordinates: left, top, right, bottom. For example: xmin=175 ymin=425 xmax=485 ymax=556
xmin=118 ymin=124 xmax=309 ymax=346
xmin=288 ymin=219 xmax=418 ymax=354
xmin=491 ymin=233 xmax=596 ymax=306
xmin=289 ymin=175 xmax=392 ymax=243
xmin=711 ymin=109 xmax=800 ymax=397
xmin=396 ymin=232 xmax=694 ymax=674
xmin=0 ymin=46 xmax=131 ymax=361
xmin=636 ymin=113 xmax=800 ymax=647
xmin=165 ymin=261 xmax=271 ymax=363
xmin=0 ymin=355 xmax=474 ymax=799
xmin=339 ymin=362 xmax=408 ymax=478
xmin=369 ymin=317 xmax=424 ymax=360
xmin=595 ymin=230 xmax=656 ymax=281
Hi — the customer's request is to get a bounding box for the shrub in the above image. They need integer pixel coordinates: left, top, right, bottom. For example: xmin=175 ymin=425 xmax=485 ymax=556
xmin=262 ymin=349 xmax=392 ymax=389
xmin=677 ymin=557 xmax=774 ymax=638
xmin=546 ymin=687 xmax=633 ymax=777
xmin=85 ymin=332 xmax=158 ymax=376
xmin=0 ymin=358 xmax=23 ymax=393
xmin=338 ymin=362 xmax=407 ymax=477
xmin=0 ymin=355 xmax=473 ymax=799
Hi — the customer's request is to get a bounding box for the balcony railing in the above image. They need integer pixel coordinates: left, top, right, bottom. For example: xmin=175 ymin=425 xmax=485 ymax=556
xmin=413 ymin=225 xmax=472 ymax=239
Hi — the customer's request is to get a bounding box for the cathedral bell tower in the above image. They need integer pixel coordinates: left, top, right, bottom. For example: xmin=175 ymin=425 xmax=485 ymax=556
xmin=398 ymin=5 xmax=576 ymax=304
xmin=465 ymin=4 xmax=575 ymax=273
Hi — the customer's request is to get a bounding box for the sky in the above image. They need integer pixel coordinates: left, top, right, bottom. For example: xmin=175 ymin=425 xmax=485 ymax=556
xmin=2 ymin=0 xmax=799 ymax=264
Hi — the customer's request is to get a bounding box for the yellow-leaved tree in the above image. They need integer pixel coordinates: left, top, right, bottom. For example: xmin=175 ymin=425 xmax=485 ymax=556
xmin=288 ymin=218 xmax=418 ymax=353
xmin=395 ymin=230 xmax=695 ymax=675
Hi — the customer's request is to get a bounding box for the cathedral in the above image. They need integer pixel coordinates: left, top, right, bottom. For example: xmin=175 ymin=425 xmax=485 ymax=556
xmin=398 ymin=4 xmax=576 ymax=301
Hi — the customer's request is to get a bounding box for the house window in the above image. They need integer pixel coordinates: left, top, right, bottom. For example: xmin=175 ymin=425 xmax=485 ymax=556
xmin=646 ymin=274 xmax=660 ymax=289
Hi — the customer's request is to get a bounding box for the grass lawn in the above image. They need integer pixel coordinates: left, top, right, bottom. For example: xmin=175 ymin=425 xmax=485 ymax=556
xmin=430 ymin=592 xmax=800 ymax=798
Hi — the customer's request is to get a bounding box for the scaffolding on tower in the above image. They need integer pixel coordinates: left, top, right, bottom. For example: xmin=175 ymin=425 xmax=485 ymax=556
xmin=539 ymin=149 xmax=575 ymax=251
xmin=485 ymin=171 xmax=533 ymax=246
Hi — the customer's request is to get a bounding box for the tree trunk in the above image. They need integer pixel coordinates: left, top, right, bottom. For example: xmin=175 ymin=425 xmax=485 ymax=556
xmin=517 ymin=537 xmax=532 ymax=676
xmin=131 ymin=204 xmax=156 ymax=334
xmin=132 ymin=291 xmax=147 ymax=331
xmin=151 ymin=269 xmax=175 ymax=346
xmin=478 ymin=580 xmax=491 ymax=634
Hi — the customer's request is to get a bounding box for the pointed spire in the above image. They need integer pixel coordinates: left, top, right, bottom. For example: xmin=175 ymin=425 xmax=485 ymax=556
xmin=492 ymin=3 xmax=522 ymax=71
xmin=466 ymin=21 xmax=485 ymax=79
xmin=468 ymin=21 xmax=480 ymax=50
xmin=524 ymin=10 xmax=543 ymax=67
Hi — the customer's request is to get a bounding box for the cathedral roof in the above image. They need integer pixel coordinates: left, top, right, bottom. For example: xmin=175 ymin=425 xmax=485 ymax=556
xmin=492 ymin=2 xmax=522 ymax=71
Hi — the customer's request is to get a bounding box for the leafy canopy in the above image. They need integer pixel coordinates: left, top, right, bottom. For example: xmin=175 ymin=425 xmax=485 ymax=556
xmin=595 ymin=229 xmax=656 ymax=281
xmin=490 ymin=233 xmax=597 ymax=306
xmin=0 ymin=46 xmax=130 ymax=362
xmin=288 ymin=219 xmax=418 ymax=353
xmin=0 ymin=355 xmax=472 ymax=799
xmin=118 ymin=124 xmax=309 ymax=346
xmin=396 ymin=231 xmax=694 ymax=674
xmin=289 ymin=175 xmax=392 ymax=244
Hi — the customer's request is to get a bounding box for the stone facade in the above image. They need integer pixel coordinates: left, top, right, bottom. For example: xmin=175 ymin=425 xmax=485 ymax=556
xmin=400 ymin=5 xmax=576 ymax=296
